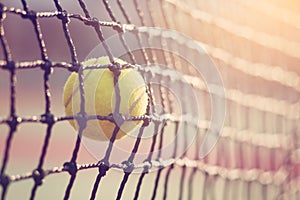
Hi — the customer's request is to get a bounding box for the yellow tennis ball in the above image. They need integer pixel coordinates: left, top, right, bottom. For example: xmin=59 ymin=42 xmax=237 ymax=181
xmin=63 ymin=56 xmax=148 ymax=141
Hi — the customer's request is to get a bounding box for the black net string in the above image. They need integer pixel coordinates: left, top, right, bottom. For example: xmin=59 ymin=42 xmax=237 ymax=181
xmin=0 ymin=0 xmax=300 ymax=200
xmin=139 ymin=0 xmax=299 ymax=199
xmin=0 ymin=1 xmax=182 ymax=199
xmin=0 ymin=4 xmax=14 ymax=200
xmin=17 ymin=1 xmax=55 ymax=199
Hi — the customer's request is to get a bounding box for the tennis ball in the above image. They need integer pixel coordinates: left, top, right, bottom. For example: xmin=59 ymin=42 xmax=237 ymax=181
xmin=63 ymin=56 xmax=148 ymax=141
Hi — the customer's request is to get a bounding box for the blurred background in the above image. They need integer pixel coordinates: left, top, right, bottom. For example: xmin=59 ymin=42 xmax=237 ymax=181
xmin=0 ymin=0 xmax=300 ymax=199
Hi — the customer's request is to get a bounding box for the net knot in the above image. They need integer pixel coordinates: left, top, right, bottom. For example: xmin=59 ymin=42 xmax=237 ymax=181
xmin=76 ymin=113 xmax=88 ymax=130
xmin=122 ymin=161 xmax=134 ymax=173
xmin=112 ymin=22 xmax=124 ymax=33
xmin=98 ymin=161 xmax=109 ymax=177
xmin=40 ymin=113 xmax=56 ymax=125
xmin=109 ymin=61 xmax=122 ymax=77
xmin=63 ymin=162 xmax=78 ymax=176
xmin=142 ymin=160 xmax=151 ymax=174
xmin=109 ymin=113 xmax=125 ymax=126
xmin=22 ymin=10 xmax=37 ymax=20
xmin=41 ymin=60 xmax=53 ymax=75
xmin=57 ymin=10 xmax=70 ymax=24
xmin=0 ymin=174 xmax=10 ymax=188
xmin=169 ymin=163 xmax=174 ymax=170
xmin=69 ymin=62 xmax=81 ymax=72
xmin=3 ymin=61 xmax=15 ymax=71
xmin=84 ymin=17 xmax=98 ymax=26
xmin=0 ymin=3 xmax=6 ymax=19
xmin=32 ymin=168 xmax=44 ymax=186
xmin=7 ymin=116 xmax=20 ymax=132
xmin=142 ymin=117 xmax=151 ymax=127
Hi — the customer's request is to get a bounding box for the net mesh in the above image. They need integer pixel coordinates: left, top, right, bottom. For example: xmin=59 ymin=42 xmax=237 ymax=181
xmin=0 ymin=0 xmax=300 ymax=199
